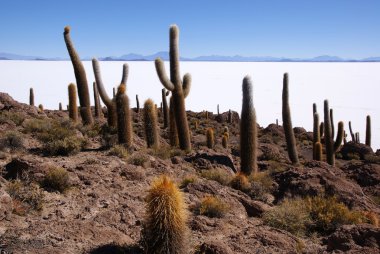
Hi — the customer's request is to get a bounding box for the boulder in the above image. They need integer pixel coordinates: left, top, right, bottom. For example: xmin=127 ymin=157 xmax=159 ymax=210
xmin=0 ymin=190 xmax=13 ymax=221
xmin=340 ymin=142 xmax=374 ymax=160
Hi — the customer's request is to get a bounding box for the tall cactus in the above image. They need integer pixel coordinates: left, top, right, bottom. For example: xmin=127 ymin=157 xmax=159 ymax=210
xmin=334 ymin=121 xmax=344 ymax=152
xmin=162 ymin=89 xmax=169 ymax=128
xmin=330 ymin=108 xmax=335 ymax=139
xmin=366 ymin=115 xmax=371 ymax=147
xmin=115 ymin=66 xmax=132 ymax=147
xmin=282 ymin=73 xmax=299 ymax=165
xmin=349 ymin=121 xmax=355 ymax=142
xmin=93 ymin=82 xmax=102 ymax=118
xmin=59 ymin=102 xmax=62 ymax=111
xmin=313 ymin=113 xmax=320 ymax=160
xmin=144 ymin=99 xmax=159 ymax=148
xmin=324 ymin=100 xmax=334 ymax=165
xmin=92 ymin=58 xmax=124 ymax=128
xmin=68 ymin=83 xmax=78 ymax=122
xmin=228 ymin=109 xmax=232 ymax=124
xmin=240 ymin=76 xmax=257 ymax=176
xmin=169 ymin=97 xmax=179 ymax=147
xmin=63 ymin=26 xmax=93 ymax=125
xmin=155 ymin=24 xmax=191 ymax=151
xmin=136 ymin=94 xmax=140 ymax=113
xmin=29 ymin=88 xmax=34 ymax=106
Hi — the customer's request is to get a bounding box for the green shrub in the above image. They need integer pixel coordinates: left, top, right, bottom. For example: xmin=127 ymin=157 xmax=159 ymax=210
xmin=23 ymin=118 xmax=52 ymax=133
xmin=200 ymin=168 xmax=233 ymax=186
xmin=42 ymin=167 xmax=70 ymax=193
xmin=197 ymin=196 xmax=229 ymax=218
xmin=0 ymin=111 xmax=24 ymax=126
xmin=0 ymin=131 xmax=24 ymax=151
xmin=263 ymin=198 xmax=311 ymax=236
xmin=109 ymin=145 xmax=128 ymax=159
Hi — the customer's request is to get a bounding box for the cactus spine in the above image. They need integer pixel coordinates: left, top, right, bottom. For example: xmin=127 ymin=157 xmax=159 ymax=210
xmin=68 ymin=83 xmax=78 ymax=122
xmin=93 ymin=82 xmax=102 ymax=118
xmin=282 ymin=73 xmax=299 ymax=165
xmin=115 ymin=66 xmax=132 ymax=147
xmin=63 ymin=26 xmax=93 ymax=125
xmin=162 ymin=89 xmax=169 ymax=128
xmin=155 ymin=24 xmax=191 ymax=151
xmin=142 ymin=175 xmax=188 ymax=254
xmin=144 ymin=99 xmax=159 ymax=148
xmin=29 ymin=88 xmax=34 ymax=106
xmin=206 ymin=128 xmax=215 ymax=149
xmin=313 ymin=113 xmax=320 ymax=160
xmin=366 ymin=115 xmax=371 ymax=147
xmin=92 ymin=58 xmax=118 ymax=128
xmin=240 ymin=75 xmax=257 ymax=176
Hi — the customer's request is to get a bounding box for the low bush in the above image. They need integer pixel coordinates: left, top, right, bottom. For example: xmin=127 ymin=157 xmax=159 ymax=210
xmin=109 ymin=145 xmax=128 ymax=159
xmin=197 ymin=196 xmax=229 ymax=218
xmin=200 ymin=168 xmax=233 ymax=186
xmin=180 ymin=175 xmax=197 ymax=188
xmin=42 ymin=167 xmax=70 ymax=193
xmin=0 ymin=111 xmax=24 ymax=126
xmin=128 ymin=153 xmax=149 ymax=167
xmin=230 ymin=173 xmax=251 ymax=192
xmin=0 ymin=131 xmax=24 ymax=151
xmin=7 ymin=180 xmax=44 ymax=213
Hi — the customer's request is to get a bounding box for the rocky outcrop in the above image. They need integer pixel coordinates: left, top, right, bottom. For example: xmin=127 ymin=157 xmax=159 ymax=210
xmin=340 ymin=142 xmax=374 ymax=160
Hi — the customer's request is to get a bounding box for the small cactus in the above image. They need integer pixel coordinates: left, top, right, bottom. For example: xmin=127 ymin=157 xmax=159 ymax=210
xmin=313 ymin=113 xmax=320 ymax=160
xmin=155 ymin=24 xmax=191 ymax=151
xmin=222 ymin=134 xmax=228 ymax=149
xmin=366 ymin=115 xmax=371 ymax=147
xmin=228 ymin=109 xmax=232 ymax=123
xmin=68 ymin=83 xmax=78 ymax=122
xmin=324 ymin=100 xmax=334 ymax=165
xmin=330 ymin=108 xmax=335 ymax=139
xmin=93 ymin=82 xmax=102 ymax=118
xmin=240 ymin=75 xmax=257 ymax=176
xmin=136 ymin=94 xmax=140 ymax=113
xmin=334 ymin=121 xmax=344 ymax=152
xmin=59 ymin=102 xmax=62 ymax=111
xmin=29 ymin=88 xmax=34 ymax=106
xmin=282 ymin=73 xmax=299 ymax=165
xmin=314 ymin=142 xmax=323 ymax=161
xmin=349 ymin=121 xmax=355 ymax=142
xmin=144 ymin=99 xmax=159 ymax=148
xmin=63 ymin=26 xmax=93 ymax=125
xmin=116 ymin=79 xmax=133 ymax=147
xmin=217 ymin=104 xmax=220 ymax=115
xmin=162 ymin=89 xmax=169 ymax=128
xmin=38 ymin=104 xmax=44 ymax=111
xmin=142 ymin=175 xmax=188 ymax=254
xmin=206 ymin=128 xmax=215 ymax=149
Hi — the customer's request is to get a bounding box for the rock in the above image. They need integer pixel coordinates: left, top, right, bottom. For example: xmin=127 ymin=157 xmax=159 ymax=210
xmin=327 ymin=224 xmax=380 ymax=253
xmin=196 ymin=239 xmax=233 ymax=254
xmin=272 ymin=161 xmax=378 ymax=211
xmin=185 ymin=152 xmax=236 ymax=172
xmin=3 ymin=157 xmax=48 ymax=182
xmin=262 ymin=124 xmax=285 ymax=138
xmin=341 ymin=162 xmax=380 ymax=187
xmin=0 ymin=190 xmax=13 ymax=221
xmin=258 ymin=144 xmax=287 ymax=162
xmin=340 ymin=142 xmax=374 ymax=160
xmin=237 ymin=197 xmax=271 ymax=217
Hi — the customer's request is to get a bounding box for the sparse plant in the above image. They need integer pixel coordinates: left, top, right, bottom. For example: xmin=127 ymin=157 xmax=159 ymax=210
xmin=230 ymin=172 xmax=250 ymax=192
xmin=200 ymin=168 xmax=233 ymax=186
xmin=109 ymin=145 xmax=128 ymax=159
xmin=180 ymin=175 xmax=197 ymax=188
xmin=128 ymin=153 xmax=149 ymax=167
xmin=7 ymin=180 xmax=44 ymax=212
xmin=0 ymin=131 xmax=24 ymax=151
xmin=197 ymin=196 xmax=229 ymax=218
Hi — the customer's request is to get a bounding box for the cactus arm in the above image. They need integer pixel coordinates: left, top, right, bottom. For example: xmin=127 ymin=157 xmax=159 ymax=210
xmin=92 ymin=58 xmax=113 ymax=108
xmin=182 ymin=73 xmax=191 ymax=98
xmin=348 ymin=121 xmax=355 ymax=142
xmin=121 ymin=63 xmax=129 ymax=85
xmin=155 ymin=58 xmax=174 ymax=91
xmin=169 ymin=25 xmax=182 ymax=87
xmin=334 ymin=121 xmax=344 ymax=152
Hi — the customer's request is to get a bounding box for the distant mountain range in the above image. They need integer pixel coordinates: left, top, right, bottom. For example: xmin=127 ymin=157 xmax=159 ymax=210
xmin=1 ymin=52 xmax=380 ymax=62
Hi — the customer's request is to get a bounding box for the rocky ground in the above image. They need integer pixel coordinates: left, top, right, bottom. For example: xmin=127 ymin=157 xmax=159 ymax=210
xmin=0 ymin=92 xmax=379 ymax=254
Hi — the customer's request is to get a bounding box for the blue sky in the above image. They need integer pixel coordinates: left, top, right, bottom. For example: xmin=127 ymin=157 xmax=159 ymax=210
xmin=0 ymin=0 xmax=379 ymax=58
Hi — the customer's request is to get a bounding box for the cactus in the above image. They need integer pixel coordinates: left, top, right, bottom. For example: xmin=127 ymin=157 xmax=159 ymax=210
xmin=366 ymin=115 xmax=371 ymax=147
xmin=323 ymin=101 xmax=343 ymax=166
xmin=330 ymin=108 xmax=335 ymax=139
xmin=162 ymin=89 xmax=169 ymax=128
xmin=355 ymin=132 xmax=360 ymax=143
xmin=59 ymin=102 xmax=62 ymax=111
xmin=136 ymin=94 xmax=140 ymax=113
xmin=29 ymin=88 xmax=34 ymax=106
xmin=93 ymin=82 xmax=102 ymax=118
xmin=313 ymin=113 xmax=320 ymax=160
xmin=206 ymin=128 xmax=214 ymax=149
xmin=320 ymin=122 xmax=324 ymax=139
xmin=142 ymin=175 xmax=188 ymax=254
xmin=63 ymin=26 xmax=93 ymax=125
xmin=144 ymin=99 xmax=159 ymax=148
xmin=155 ymin=25 xmax=191 ymax=151
xmin=282 ymin=73 xmax=299 ymax=165
xmin=240 ymin=75 xmax=257 ymax=176
xmin=205 ymin=111 xmax=209 ymax=120
xmin=68 ymin=83 xmax=78 ymax=122
xmin=38 ymin=104 xmax=44 ymax=111
xmin=92 ymin=58 xmax=123 ymax=128
xmin=314 ymin=142 xmax=322 ymax=161
xmin=313 ymin=103 xmax=317 ymax=115
xmin=222 ymin=133 xmax=228 ymax=149
xmin=228 ymin=109 xmax=232 ymax=123
xmin=115 ymin=70 xmax=133 ymax=147
xmin=334 ymin=121 xmax=344 ymax=152
xmin=349 ymin=121 xmax=355 ymax=142
xmin=169 ymin=97 xmax=179 ymax=147
xmin=113 ymin=88 xmax=116 ymax=98
xmin=217 ymin=104 xmax=220 ymax=115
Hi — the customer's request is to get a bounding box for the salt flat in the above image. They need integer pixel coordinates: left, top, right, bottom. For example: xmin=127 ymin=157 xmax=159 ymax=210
xmin=0 ymin=60 xmax=379 ymax=149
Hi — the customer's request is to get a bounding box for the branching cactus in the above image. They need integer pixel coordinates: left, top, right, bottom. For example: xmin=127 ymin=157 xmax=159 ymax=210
xmin=29 ymin=88 xmax=34 ymax=106
xmin=162 ymin=89 xmax=169 ymax=128
xmin=63 ymin=26 xmax=93 ymax=125
xmin=282 ymin=73 xmax=299 ymax=165
xmin=68 ymin=83 xmax=78 ymax=122
xmin=92 ymin=58 xmax=127 ymax=128
xmin=144 ymin=99 xmax=159 ymax=148
xmin=324 ymin=101 xmax=344 ymax=166
xmin=142 ymin=175 xmax=188 ymax=254
xmin=155 ymin=24 xmax=191 ymax=151
xmin=366 ymin=115 xmax=371 ymax=147
xmin=93 ymin=82 xmax=102 ymax=118
xmin=115 ymin=67 xmax=133 ymax=147
xmin=240 ymin=75 xmax=257 ymax=176
xmin=313 ymin=113 xmax=320 ymax=160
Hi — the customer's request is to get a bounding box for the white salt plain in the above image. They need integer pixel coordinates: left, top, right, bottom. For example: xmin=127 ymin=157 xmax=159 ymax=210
xmin=0 ymin=60 xmax=379 ymax=150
